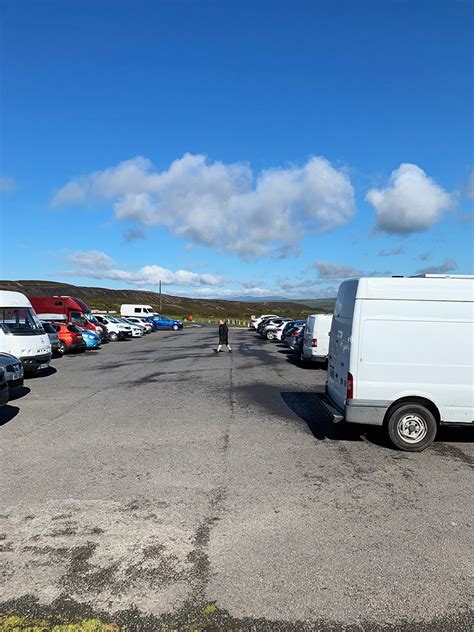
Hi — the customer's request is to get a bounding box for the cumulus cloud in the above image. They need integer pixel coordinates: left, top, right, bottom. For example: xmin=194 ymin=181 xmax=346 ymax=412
xmin=366 ymin=164 xmax=454 ymax=234
xmin=415 ymin=258 xmax=457 ymax=275
xmin=62 ymin=250 xmax=225 ymax=288
xmin=51 ymin=153 xmax=356 ymax=259
xmin=0 ymin=176 xmax=16 ymax=192
xmin=378 ymin=245 xmax=404 ymax=257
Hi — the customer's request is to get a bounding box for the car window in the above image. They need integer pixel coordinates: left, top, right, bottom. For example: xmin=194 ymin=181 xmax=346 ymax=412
xmin=67 ymin=325 xmax=80 ymax=333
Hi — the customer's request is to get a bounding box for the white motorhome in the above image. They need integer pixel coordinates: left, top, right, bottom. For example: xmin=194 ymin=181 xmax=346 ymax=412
xmin=0 ymin=291 xmax=52 ymax=373
xmin=322 ymin=275 xmax=474 ymax=451
xmin=121 ymin=304 xmax=157 ymax=317
xmin=302 ymin=314 xmax=333 ymax=363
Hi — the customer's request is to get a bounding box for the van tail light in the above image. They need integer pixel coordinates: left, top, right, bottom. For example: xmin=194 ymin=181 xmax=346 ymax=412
xmin=277 ymin=328 xmax=282 ymax=332
xmin=312 ymin=338 xmax=318 ymax=347
xmin=347 ymin=372 xmax=354 ymax=400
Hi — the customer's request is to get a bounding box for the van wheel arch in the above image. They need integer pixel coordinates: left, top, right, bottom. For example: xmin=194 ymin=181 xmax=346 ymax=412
xmin=383 ymin=396 xmax=441 ymax=427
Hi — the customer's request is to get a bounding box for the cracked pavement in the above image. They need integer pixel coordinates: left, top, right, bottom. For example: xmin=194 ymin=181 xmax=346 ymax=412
xmin=0 ymin=327 xmax=473 ymax=630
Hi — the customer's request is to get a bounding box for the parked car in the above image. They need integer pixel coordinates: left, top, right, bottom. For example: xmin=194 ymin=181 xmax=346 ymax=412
xmin=123 ymin=317 xmax=151 ymax=333
xmin=41 ymin=321 xmax=62 ymax=356
xmin=120 ymin=303 xmax=157 ymax=318
xmin=51 ymin=323 xmax=86 ymax=354
xmin=249 ymin=314 xmax=280 ymax=330
xmin=0 ymin=291 xmax=52 ymax=374
xmin=276 ymin=319 xmax=304 ymax=342
xmin=0 ymin=368 xmax=8 ymax=407
xmin=293 ymin=325 xmax=306 ymax=356
xmin=260 ymin=319 xmax=291 ymax=340
xmin=0 ymin=352 xmax=24 ymax=389
xmin=283 ymin=323 xmax=305 ymax=349
xmin=153 ymin=315 xmax=183 ymax=331
xmin=256 ymin=318 xmax=275 ymax=335
xmin=30 ymin=296 xmax=106 ymax=338
xmin=322 ymin=275 xmax=474 ymax=452
xmin=94 ymin=315 xmax=130 ymax=341
xmin=78 ymin=327 xmax=102 ymax=349
xmin=301 ymin=314 xmax=333 ymax=364
xmin=115 ymin=318 xmax=143 ymax=337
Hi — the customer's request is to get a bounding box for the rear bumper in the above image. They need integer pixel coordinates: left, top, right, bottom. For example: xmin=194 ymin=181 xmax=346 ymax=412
xmin=319 ymin=388 xmax=387 ymax=426
xmin=302 ymin=348 xmax=327 ymax=362
xmin=69 ymin=342 xmax=87 ymax=352
xmin=20 ymin=353 xmax=52 ymax=372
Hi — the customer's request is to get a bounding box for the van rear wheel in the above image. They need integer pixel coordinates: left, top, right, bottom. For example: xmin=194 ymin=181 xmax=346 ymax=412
xmin=386 ymin=404 xmax=437 ymax=452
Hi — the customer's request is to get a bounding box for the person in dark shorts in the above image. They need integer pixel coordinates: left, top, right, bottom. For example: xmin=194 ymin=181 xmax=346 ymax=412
xmin=214 ymin=319 xmax=232 ymax=353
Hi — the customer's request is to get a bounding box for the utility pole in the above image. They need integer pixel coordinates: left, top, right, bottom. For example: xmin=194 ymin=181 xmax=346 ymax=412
xmin=159 ymin=280 xmax=162 ymax=313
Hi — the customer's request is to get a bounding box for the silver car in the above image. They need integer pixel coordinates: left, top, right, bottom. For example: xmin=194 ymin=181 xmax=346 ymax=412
xmin=0 ymin=352 xmax=24 ymax=389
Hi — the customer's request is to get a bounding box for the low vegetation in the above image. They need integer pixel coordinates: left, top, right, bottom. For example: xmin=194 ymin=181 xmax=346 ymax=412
xmin=0 ymin=280 xmax=335 ymax=322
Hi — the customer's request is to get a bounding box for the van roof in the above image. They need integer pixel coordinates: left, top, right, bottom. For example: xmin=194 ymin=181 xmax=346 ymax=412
xmin=355 ymin=276 xmax=474 ymax=301
xmin=0 ymin=290 xmax=33 ymax=307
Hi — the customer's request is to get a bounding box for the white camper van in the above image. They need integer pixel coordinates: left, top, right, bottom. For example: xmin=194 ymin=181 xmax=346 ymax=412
xmin=302 ymin=314 xmax=333 ymax=363
xmin=322 ymin=276 xmax=474 ymax=451
xmin=0 ymin=291 xmax=52 ymax=373
xmin=121 ymin=304 xmax=157 ymax=318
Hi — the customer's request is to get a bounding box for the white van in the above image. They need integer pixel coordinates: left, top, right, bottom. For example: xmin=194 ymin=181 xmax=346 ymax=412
xmin=322 ymin=275 xmax=474 ymax=451
xmin=121 ymin=304 xmax=157 ymax=317
xmin=0 ymin=291 xmax=52 ymax=373
xmin=302 ymin=314 xmax=333 ymax=363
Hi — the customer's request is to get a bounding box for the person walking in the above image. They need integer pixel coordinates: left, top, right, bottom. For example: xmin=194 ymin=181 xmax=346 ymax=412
xmin=214 ymin=319 xmax=232 ymax=353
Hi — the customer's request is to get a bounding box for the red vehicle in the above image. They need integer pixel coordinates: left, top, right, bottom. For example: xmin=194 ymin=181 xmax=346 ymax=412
xmin=51 ymin=322 xmax=86 ymax=354
xmin=29 ymin=296 xmax=107 ymax=339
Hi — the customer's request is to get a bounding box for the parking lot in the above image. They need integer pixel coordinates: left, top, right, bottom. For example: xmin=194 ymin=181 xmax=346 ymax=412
xmin=0 ymin=327 xmax=473 ymax=630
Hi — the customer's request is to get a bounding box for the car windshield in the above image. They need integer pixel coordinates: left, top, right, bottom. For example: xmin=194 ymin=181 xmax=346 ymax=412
xmin=70 ymin=311 xmax=88 ymax=326
xmin=84 ymin=312 xmax=100 ymax=324
xmin=67 ymin=324 xmax=81 ymax=333
xmin=0 ymin=307 xmax=45 ymax=336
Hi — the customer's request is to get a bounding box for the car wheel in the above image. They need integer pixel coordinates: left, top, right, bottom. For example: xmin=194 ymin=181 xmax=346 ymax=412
xmin=386 ymin=403 xmax=437 ymax=452
xmin=172 ymin=324 xmax=179 ymax=331
xmin=109 ymin=332 xmax=118 ymax=342
xmin=58 ymin=341 xmax=67 ymax=355
xmin=266 ymin=331 xmax=275 ymax=340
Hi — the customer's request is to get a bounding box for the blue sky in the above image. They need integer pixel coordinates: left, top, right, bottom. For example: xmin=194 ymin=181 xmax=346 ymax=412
xmin=1 ymin=0 xmax=473 ymax=299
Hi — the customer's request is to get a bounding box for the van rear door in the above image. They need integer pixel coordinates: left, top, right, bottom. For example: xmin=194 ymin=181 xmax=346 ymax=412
xmin=327 ymin=281 xmax=358 ymax=410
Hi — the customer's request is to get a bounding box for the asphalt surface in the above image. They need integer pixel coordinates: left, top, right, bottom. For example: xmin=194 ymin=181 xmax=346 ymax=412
xmin=0 ymin=327 xmax=473 ymax=630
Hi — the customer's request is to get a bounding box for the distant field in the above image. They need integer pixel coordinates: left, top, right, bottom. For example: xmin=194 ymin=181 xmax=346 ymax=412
xmin=0 ymin=280 xmax=335 ymax=322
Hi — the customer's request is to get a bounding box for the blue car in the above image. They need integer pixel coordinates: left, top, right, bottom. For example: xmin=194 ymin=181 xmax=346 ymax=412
xmin=152 ymin=315 xmax=183 ymax=330
xmin=78 ymin=328 xmax=101 ymax=349
xmin=143 ymin=316 xmax=158 ymax=331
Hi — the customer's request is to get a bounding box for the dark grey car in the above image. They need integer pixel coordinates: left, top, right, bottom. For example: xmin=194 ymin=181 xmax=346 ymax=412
xmin=0 ymin=353 xmax=24 ymax=389
xmin=41 ymin=321 xmax=62 ymax=356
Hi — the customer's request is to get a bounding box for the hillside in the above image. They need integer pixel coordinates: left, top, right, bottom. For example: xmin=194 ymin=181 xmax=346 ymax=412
xmin=0 ymin=280 xmax=333 ymax=321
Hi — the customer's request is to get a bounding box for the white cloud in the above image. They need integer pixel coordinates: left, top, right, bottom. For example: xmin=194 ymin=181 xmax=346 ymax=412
xmin=51 ymin=154 xmax=356 ymax=259
xmin=0 ymin=176 xmax=16 ymax=193
xmin=62 ymin=250 xmax=225 ymax=288
xmin=366 ymin=164 xmax=454 ymax=234
xmin=416 ymin=258 xmax=457 ymax=275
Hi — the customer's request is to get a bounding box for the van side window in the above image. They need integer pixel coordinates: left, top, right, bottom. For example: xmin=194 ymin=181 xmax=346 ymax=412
xmin=54 ymin=301 xmax=63 ymax=306
xmin=134 ymin=308 xmax=141 ymax=313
